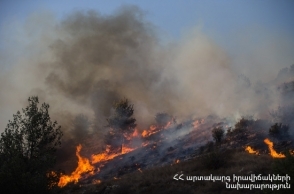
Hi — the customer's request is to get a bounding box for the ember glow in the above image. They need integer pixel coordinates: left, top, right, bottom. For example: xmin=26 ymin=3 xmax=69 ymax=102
xmin=141 ymin=125 xmax=160 ymax=137
xmin=58 ymin=144 xmax=94 ymax=187
xmin=264 ymin=138 xmax=286 ymax=158
xmin=245 ymin=146 xmax=259 ymax=155
xmin=121 ymin=145 xmax=135 ymax=154
xmin=193 ymin=119 xmax=205 ymax=128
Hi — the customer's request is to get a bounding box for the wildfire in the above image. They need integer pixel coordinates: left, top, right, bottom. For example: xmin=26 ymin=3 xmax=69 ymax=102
xmin=58 ymin=144 xmax=94 ymax=187
xmin=122 ymin=145 xmax=135 ymax=154
xmin=58 ymin=122 xmax=177 ymax=187
xmin=91 ymin=151 xmax=120 ymax=164
xmin=175 ymin=159 xmax=180 ymax=164
xmin=264 ymin=138 xmax=286 ymax=158
xmin=141 ymin=125 xmax=157 ymax=137
xmin=245 ymin=146 xmax=259 ymax=155
xmin=92 ymin=179 xmax=101 ymax=184
xmin=142 ymin=130 xmax=148 ymax=137
xmin=132 ymin=129 xmax=139 ymax=137
xmin=193 ymin=119 xmax=204 ymax=128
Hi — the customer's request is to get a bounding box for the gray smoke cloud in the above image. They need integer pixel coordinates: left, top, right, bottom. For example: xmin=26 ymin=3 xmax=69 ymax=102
xmin=0 ymin=6 xmax=293 ymax=144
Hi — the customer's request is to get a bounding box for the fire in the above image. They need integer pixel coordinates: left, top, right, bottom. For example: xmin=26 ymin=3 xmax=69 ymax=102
xmin=91 ymin=151 xmax=120 ymax=164
xmin=58 ymin=144 xmax=94 ymax=187
xmin=132 ymin=129 xmax=139 ymax=137
xmin=142 ymin=130 xmax=148 ymax=137
xmin=92 ymin=179 xmax=101 ymax=184
xmin=122 ymin=145 xmax=135 ymax=154
xmin=193 ymin=119 xmax=204 ymax=128
xmin=164 ymin=121 xmax=172 ymax=129
xmin=245 ymin=146 xmax=259 ymax=155
xmin=264 ymin=138 xmax=286 ymax=158
xmin=175 ymin=159 xmax=180 ymax=164
xmin=150 ymin=125 xmax=156 ymax=131
xmin=141 ymin=125 xmax=157 ymax=137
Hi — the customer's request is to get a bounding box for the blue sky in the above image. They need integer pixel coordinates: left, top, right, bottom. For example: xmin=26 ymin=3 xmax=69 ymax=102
xmin=1 ymin=0 xmax=294 ymax=73
xmin=1 ymin=0 xmax=294 ymax=41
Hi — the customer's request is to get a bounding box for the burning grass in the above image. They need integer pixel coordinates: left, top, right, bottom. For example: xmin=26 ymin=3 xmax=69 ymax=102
xmin=264 ymin=138 xmax=286 ymax=158
xmin=61 ymin=150 xmax=277 ymax=194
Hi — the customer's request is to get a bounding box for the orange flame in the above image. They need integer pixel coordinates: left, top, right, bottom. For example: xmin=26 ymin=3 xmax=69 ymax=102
xmin=132 ymin=129 xmax=139 ymax=137
xmin=245 ymin=146 xmax=259 ymax=155
xmin=141 ymin=130 xmax=148 ymax=137
xmin=122 ymin=145 xmax=135 ymax=154
xmin=264 ymin=138 xmax=286 ymax=158
xmin=150 ymin=125 xmax=156 ymax=131
xmin=58 ymin=144 xmax=94 ymax=187
xmin=91 ymin=151 xmax=120 ymax=164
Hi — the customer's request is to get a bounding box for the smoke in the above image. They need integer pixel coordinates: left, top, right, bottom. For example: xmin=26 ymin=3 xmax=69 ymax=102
xmin=0 ymin=6 xmax=293 ymax=145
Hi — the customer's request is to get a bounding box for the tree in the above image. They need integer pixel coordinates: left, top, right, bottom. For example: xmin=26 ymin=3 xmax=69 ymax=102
xmin=212 ymin=127 xmax=224 ymax=144
xmin=0 ymin=96 xmax=63 ymax=193
xmin=106 ymin=99 xmax=136 ymax=153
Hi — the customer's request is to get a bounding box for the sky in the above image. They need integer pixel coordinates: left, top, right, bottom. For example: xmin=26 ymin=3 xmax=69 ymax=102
xmin=0 ymin=0 xmax=294 ymax=133
xmin=1 ymin=0 xmax=294 ymax=47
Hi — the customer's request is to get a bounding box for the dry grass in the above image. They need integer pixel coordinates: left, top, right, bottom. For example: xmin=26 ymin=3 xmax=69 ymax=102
xmin=61 ymin=149 xmax=282 ymax=194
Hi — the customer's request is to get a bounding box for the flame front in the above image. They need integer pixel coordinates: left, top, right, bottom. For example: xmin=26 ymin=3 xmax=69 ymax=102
xmin=245 ymin=146 xmax=259 ymax=155
xmin=58 ymin=144 xmax=94 ymax=187
xmin=264 ymin=138 xmax=286 ymax=158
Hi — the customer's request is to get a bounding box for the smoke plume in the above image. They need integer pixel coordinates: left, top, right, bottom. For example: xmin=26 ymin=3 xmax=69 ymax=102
xmin=0 ymin=6 xmax=293 ymax=144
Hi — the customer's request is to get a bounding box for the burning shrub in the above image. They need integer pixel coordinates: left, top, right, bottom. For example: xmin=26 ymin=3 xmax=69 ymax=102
xmin=269 ymin=123 xmax=289 ymax=137
xmin=0 ymin=96 xmax=62 ymax=193
xmin=104 ymin=130 xmax=123 ymax=152
xmin=211 ymin=127 xmax=224 ymax=144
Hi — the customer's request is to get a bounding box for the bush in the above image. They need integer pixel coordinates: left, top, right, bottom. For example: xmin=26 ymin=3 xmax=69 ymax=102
xmin=269 ymin=123 xmax=289 ymax=137
xmin=233 ymin=117 xmax=253 ymax=133
xmin=212 ymin=127 xmax=224 ymax=144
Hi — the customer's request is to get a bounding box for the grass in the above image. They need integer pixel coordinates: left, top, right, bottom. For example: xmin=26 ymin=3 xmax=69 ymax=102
xmin=61 ymin=148 xmax=286 ymax=194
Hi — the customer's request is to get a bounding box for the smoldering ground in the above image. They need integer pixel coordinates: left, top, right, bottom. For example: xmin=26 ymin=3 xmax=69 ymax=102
xmin=0 ymin=6 xmax=294 ymax=171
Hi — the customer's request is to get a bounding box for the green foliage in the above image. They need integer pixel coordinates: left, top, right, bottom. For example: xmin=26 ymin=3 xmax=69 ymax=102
xmin=269 ymin=123 xmax=289 ymax=137
xmin=106 ymin=99 xmax=136 ymax=152
xmin=0 ymin=96 xmax=63 ymax=193
xmin=107 ymin=99 xmax=136 ymax=132
xmin=211 ymin=127 xmax=224 ymax=144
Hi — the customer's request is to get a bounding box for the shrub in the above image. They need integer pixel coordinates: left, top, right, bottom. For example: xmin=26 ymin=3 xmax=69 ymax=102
xmin=212 ymin=127 xmax=224 ymax=144
xmin=269 ymin=123 xmax=289 ymax=137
